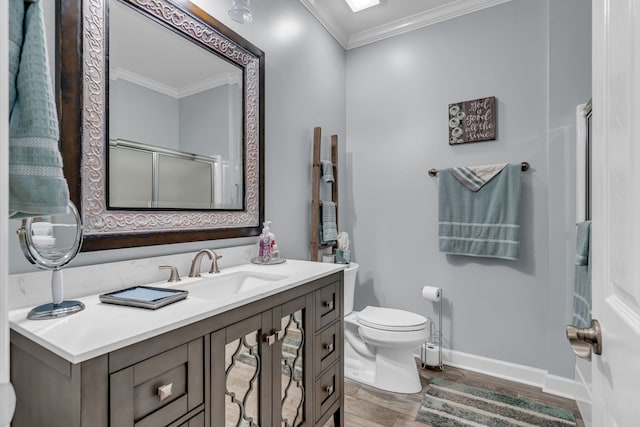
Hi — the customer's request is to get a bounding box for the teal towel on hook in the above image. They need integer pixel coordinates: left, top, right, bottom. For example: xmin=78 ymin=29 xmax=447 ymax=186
xmin=9 ymin=0 xmax=70 ymax=218
xmin=438 ymin=164 xmax=521 ymax=260
xmin=572 ymin=221 xmax=592 ymax=359
xmin=572 ymin=222 xmax=592 ymax=328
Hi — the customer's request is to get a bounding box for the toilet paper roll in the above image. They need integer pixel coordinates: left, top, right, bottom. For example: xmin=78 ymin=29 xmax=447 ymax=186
xmin=425 ymin=344 xmax=440 ymax=366
xmin=421 ymin=285 xmax=442 ymax=302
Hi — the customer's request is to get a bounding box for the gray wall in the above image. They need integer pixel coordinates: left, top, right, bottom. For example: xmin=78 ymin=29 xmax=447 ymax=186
xmin=109 ymin=79 xmax=180 ymax=150
xmin=179 ymin=84 xmax=235 ymax=159
xmin=345 ymin=0 xmax=590 ymax=378
xmin=109 ymin=80 xmax=238 ymax=159
xmin=9 ymin=0 xmax=346 ymax=272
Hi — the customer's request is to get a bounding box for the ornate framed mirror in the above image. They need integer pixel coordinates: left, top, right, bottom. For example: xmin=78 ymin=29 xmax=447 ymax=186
xmin=57 ymin=0 xmax=264 ymax=251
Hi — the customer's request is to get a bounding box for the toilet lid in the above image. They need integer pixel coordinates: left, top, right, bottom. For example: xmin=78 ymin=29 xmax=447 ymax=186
xmin=357 ymin=306 xmax=428 ymax=332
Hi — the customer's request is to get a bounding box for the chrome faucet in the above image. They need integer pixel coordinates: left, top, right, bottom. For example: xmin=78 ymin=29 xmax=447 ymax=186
xmin=188 ymin=249 xmax=223 ymax=277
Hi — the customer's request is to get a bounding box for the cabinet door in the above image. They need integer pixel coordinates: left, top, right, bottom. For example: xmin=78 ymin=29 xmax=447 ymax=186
xmin=271 ymin=295 xmax=313 ymax=427
xmin=211 ymin=313 xmax=271 ymax=427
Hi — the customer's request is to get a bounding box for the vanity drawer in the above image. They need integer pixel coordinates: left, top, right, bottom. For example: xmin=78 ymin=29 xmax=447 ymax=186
xmin=178 ymin=411 xmax=205 ymax=427
xmin=314 ymin=361 xmax=341 ymax=422
xmin=315 ymin=282 xmax=340 ymax=331
xmin=110 ymin=337 xmax=204 ymax=427
xmin=315 ymin=322 xmax=340 ymax=375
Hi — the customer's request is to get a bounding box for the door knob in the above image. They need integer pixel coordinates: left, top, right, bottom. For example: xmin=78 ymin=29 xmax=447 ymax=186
xmin=566 ymin=319 xmax=602 ymax=358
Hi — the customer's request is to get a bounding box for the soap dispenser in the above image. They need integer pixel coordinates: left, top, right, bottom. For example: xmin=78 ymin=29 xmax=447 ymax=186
xmin=260 ymin=221 xmax=272 ymax=263
xmin=267 ymin=223 xmax=278 ymax=259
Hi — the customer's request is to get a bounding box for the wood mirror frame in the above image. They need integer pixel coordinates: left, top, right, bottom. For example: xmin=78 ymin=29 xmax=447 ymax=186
xmin=57 ymin=0 xmax=264 ymax=251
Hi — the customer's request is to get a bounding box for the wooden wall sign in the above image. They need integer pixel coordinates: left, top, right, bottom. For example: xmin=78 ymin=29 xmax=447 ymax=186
xmin=448 ymin=96 xmax=496 ymax=145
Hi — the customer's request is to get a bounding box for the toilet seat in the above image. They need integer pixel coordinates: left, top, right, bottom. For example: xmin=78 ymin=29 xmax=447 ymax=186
xmin=357 ymin=306 xmax=427 ymax=332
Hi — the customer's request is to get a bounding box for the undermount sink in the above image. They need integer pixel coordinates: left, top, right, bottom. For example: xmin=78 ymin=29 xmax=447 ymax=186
xmin=175 ymin=271 xmax=288 ymax=300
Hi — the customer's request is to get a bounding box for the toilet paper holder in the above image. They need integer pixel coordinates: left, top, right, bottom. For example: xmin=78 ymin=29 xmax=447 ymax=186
xmin=421 ymin=287 xmax=444 ymax=371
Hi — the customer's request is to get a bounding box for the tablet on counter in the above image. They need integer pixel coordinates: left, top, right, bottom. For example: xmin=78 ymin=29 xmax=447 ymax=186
xmin=99 ymin=285 xmax=188 ymax=309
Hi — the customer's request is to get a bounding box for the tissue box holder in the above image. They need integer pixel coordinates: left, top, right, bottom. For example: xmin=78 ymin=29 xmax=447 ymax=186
xmin=334 ymin=249 xmax=350 ymax=264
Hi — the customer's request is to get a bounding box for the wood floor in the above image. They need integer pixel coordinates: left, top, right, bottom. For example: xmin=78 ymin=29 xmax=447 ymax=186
xmin=326 ymin=362 xmax=585 ymax=427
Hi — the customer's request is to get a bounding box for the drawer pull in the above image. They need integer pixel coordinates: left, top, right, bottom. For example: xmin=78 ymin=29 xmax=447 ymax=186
xmin=276 ymin=329 xmax=285 ymax=341
xmin=323 ymin=343 xmax=334 ymax=352
xmin=158 ymin=383 xmax=173 ymax=402
xmin=323 ymin=300 xmax=334 ymax=310
xmin=325 ymin=385 xmax=334 ymax=395
xmin=264 ymin=333 xmax=276 ymax=346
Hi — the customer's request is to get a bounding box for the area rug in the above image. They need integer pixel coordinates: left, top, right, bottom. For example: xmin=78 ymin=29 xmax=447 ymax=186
xmin=416 ymin=377 xmax=576 ymax=427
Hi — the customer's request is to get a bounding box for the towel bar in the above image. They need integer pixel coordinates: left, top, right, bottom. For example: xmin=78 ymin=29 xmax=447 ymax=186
xmin=428 ymin=161 xmax=530 ymax=177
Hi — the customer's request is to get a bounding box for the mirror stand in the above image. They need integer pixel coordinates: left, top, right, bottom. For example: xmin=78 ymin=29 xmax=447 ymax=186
xmin=17 ymin=201 xmax=86 ymax=320
xmin=27 ymin=269 xmax=85 ymax=320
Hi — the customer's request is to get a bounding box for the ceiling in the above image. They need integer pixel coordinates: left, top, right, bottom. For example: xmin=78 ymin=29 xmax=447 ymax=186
xmin=300 ymin=0 xmax=512 ymax=49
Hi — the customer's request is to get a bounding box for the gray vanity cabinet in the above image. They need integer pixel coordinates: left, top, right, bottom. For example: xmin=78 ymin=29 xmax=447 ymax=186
xmin=10 ymin=271 xmax=343 ymax=427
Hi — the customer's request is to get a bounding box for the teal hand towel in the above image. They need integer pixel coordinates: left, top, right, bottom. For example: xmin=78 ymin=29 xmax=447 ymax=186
xmin=572 ymin=221 xmax=592 ymax=329
xmin=438 ymin=163 xmax=521 ymax=260
xmin=9 ymin=0 xmax=70 ymax=218
xmin=574 ymin=221 xmax=590 ymax=266
xmin=321 ymin=201 xmax=338 ymax=243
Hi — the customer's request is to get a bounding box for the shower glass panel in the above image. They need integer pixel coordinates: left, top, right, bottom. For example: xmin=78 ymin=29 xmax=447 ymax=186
xmin=157 ymin=154 xmax=213 ymax=209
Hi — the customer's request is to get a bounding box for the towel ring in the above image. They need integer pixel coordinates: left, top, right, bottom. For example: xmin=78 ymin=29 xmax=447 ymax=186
xmin=428 ymin=162 xmax=530 ymax=177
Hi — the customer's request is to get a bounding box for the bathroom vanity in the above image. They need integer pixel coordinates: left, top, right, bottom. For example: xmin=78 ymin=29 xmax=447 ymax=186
xmin=9 ymin=261 xmax=344 ymax=427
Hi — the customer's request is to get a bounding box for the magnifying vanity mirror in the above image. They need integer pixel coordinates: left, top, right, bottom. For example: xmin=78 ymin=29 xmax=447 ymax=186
xmin=57 ymin=0 xmax=265 ymax=251
xmin=17 ymin=201 xmax=85 ymax=320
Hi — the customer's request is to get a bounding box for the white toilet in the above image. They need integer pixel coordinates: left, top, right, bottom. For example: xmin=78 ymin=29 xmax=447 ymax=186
xmin=343 ymin=263 xmax=428 ymax=394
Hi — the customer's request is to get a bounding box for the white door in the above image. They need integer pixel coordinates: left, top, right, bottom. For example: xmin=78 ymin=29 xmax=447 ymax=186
xmin=591 ymin=0 xmax=640 ymax=425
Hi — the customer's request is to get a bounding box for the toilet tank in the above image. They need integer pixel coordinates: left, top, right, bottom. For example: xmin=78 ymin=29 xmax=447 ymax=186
xmin=343 ymin=262 xmax=359 ymax=315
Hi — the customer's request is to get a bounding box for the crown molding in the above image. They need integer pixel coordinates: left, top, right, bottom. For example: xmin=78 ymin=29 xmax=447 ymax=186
xmin=110 ymin=68 xmax=240 ymax=99
xmin=110 ymin=68 xmax=179 ymax=98
xmin=300 ymin=0 xmax=512 ymax=50
xmin=299 ymin=0 xmax=349 ymax=49
xmin=178 ymin=72 xmax=241 ymax=98
xmin=348 ymin=0 xmax=511 ymax=49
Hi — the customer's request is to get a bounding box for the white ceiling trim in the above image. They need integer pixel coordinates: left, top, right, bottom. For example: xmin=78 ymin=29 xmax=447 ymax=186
xmin=299 ymin=0 xmax=349 ymax=49
xmin=300 ymin=0 xmax=512 ymax=50
xmin=348 ymin=0 xmax=512 ymax=49
xmin=110 ymin=68 xmax=179 ymax=98
xmin=178 ymin=73 xmax=241 ymax=98
xmin=110 ymin=68 xmax=241 ymax=99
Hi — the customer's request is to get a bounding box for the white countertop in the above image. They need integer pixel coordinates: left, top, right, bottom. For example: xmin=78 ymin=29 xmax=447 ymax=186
xmin=10 ymin=259 xmax=345 ymax=364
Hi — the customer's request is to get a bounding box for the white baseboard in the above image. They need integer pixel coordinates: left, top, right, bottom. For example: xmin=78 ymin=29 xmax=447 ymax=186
xmin=543 ymin=374 xmax=580 ymax=400
xmin=418 ymin=348 xmax=579 ymax=400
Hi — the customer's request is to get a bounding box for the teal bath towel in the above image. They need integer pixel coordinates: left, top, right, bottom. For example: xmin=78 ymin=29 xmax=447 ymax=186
xmin=572 ymin=221 xmax=592 ymax=329
xmin=9 ymin=0 xmax=70 ymax=217
xmin=438 ymin=163 xmax=521 ymax=260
